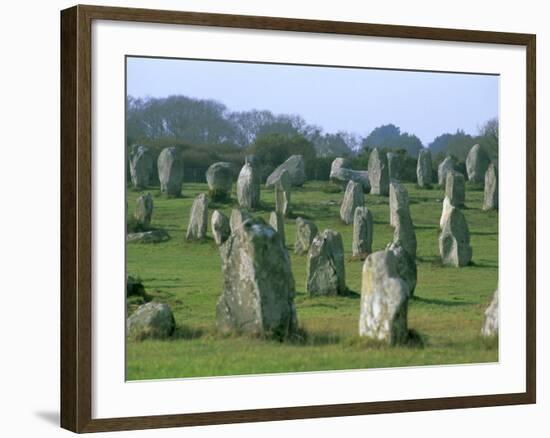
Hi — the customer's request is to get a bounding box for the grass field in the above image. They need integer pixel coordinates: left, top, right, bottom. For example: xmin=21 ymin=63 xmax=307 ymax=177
xmin=126 ymin=180 xmax=498 ymax=380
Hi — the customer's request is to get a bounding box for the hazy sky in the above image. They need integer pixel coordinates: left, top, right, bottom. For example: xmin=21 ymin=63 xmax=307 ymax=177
xmin=127 ymin=56 xmax=499 ymax=146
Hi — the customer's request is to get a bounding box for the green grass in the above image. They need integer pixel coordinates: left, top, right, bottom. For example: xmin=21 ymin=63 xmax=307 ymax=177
xmin=126 ymin=180 xmax=498 ymax=380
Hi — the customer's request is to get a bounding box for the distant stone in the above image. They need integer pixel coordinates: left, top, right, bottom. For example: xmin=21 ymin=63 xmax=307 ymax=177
xmin=438 ymin=156 xmax=455 ymax=186
xmin=127 ymin=229 xmax=170 ymax=244
xmin=392 ymin=184 xmax=417 ymax=259
xmin=416 ymin=149 xmax=433 ymax=187
xmin=368 ymin=148 xmax=390 ymax=195
xmin=483 ymin=163 xmax=498 ymax=210
xmin=481 ymin=289 xmax=499 ymax=337
xmin=158 ymin=147 xmax=184 ymax=196
xmin=466 ymin=144 xmax=490 ymax=183
xmin=269 ymin=211 xmax=285 ymax=244
xmin=266 ymin=155 xmax=306 ymax=187
xmin=134 ymin=193 xmax=153 ymax=226
xmin=129 ymin=145 xmax=153 ymax=188
xmin=386 ymin=242 xmax=417 ymax=296
xmin=359 ymin=250 xmax=409 ymax=345
xmin=306 ymin=229 xmax=346 ymax=296
xmin=330 ymin=157 xmax=370 ymax=191
xmin=340 ymin=180 xmax=364 ymax=224
xmin=127 ymin=302 xmax=175 ymax=341
xmin=211 ymin=210 xmax=230 ymax=245
xmin=439 ymin=206 xmax=472 ymax=267
xmin=389 ymin=181 xmax=409 ymax=227
xmin=445 ymin=171 xmax=466 ymax=207
xmin=186 ymin=193 xmax=208 ymax=241
xmin=294 ymin=217 xmax=318 ymax=255
xmin=230 ymin=209 xmax=252 ymax=234
xmin=352 ymin=206 xmax=373 ymax=257
xmin=387 ymin=152 xmax=402 ymax=180
xmin=216 ymin=218 xmax=297 ymax=337
xmin=237 ymin=162 xmax=260 ymax=209
xmin=275 ymin=169 xmax=291 ymax=216
xmin=206 ymin=162 xmax=234 ymax=194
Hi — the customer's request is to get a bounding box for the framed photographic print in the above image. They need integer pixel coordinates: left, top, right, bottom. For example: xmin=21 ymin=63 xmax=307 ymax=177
xmin=60 ymin=4 xmax=536 ymax=433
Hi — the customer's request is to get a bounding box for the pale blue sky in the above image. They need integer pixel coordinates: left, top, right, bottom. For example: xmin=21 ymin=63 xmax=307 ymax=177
xmin=126 ymin=56 xmax=498 ymax=146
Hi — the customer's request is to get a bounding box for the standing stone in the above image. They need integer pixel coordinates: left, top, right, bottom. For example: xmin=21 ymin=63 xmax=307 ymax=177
xmin=438 ymin=156 xmax=455 ymax=186
xmin=483 ymin=163 xmax=498 ymax=210
xmin=387 ymin=152 xmax=401 ymax=181
xmin=206 ymin=162 xmax=234 ymax=195
xmin=211 ymin=210 xmax=230 ymax=245
xmin=466 ymin=144 xmax=490 ymax=183
xmin=445 ymin=171 xmax=466 ymax=207
xmin=439 ymin=196 xmax=453 ymax=230
xmin=330 ymin=157 xmax=371 ymax=191
xmin=359 ymin=250 xmax=409 ymax=345
xmin=392 ymin=186 xmax=417 ymax=259
xmin=158 ymin=147 xmax=184 ymax=196
xmin=389 ymin=181 xmax=410 ymax=227
xmin=237 ymin=162 xmax=260 ymax=209
xmin=129 ymin=145 xmax=153 ymax=188
xmin=229 ymin=209 xmax=252 ymax=234
xmin=416 ymin=148 xmax=433 ymax=188
xmin=269 ymin=211 xmax=285 ymax=245
xmin=439 ymin=206 xmax=472 ymax=267
xmin=275 ymin=169 xmax=291 ymax=217
xmin=352 ymin=206 xmax=373 ymax=257
xmin=127 ymin=302 xmax=175 ymax=341
xmin=386 ymin=242 xmax=417 ymax=297
xmin=481 ymin=289 xmax=499 ymax=337
xmin=186 ymin=193 xmax=208 ymax=241
xmin=216 ymin=218 xmax=298 ymax=338
xmin=368 ymin=148 xmax=389 ymax=195
xmin=266 ymin=155 xmax=306 ymax=187
xmin=306 ymin=230 xmax=346 ymax=296
xmin=294 ymin=217 xmax=318 ymax=255
xmin=134 ymin=193 xmax=153 ymax=226
xmin=340 ymin=180 xmax=364 ymax=224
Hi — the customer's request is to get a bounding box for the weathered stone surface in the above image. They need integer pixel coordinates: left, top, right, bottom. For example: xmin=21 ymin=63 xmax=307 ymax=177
xmin=389 ymin=181 xmax=409 ymax=227
xmin=237 ymin=163 xmax=260 ymax=209
xmin=306 ymin=229 xmax=346 ymax=296
xmin=129 ymin=145 xmax=154 ymax=188
xmin=206 ymin=162 xmax=234 ymax=194
xmin=266 ymin=155 xmax=306 ymax=187
xmin=466 ymin=144 xmax=490 ymax=183
xmin=294 ymin=217 xmax=318 ymax=255
xmin=481 ymin=289 xmax=499 ymax=337
xmin=134 ymin=193 xmax=153 ymax=226
xmin=275 ymin=169 xmax=291 ymax=216
xmin=216 ymin=218 xmax=297 ymax=338
xmin=186 ymin=193 xmax=208 ymax=241
xmin=269 ymin=211 xmax=285 ymax=245
xmin=127 ymin=302 xmax=175 ymax=340
xmin=158 ymin=147 xmax=184 ymax=196
xmin=438 ymin=156 xmax=455 ymax=186
xmin=386 ymin=242 xmax=417 ymax=296
xmin=211 ymin=210 xmax=230 ymax=245
xmin=416 ymin=148 xmax=433 ymax=187
xmin=387 ymin=152 xmax=402 ymax=181
xmin=229 ymin=209 xmax=252 ymax=233
xmin=483 ymin=163 xmax=498 ymax=210
xmin=445 ymin=171 xmax=466 ymax=207
xmin=439 ymin=206 xmax=472 ymax=267
xmin=368 ymin=148 xmax=389 ymax=195
xmin=359 ymin=250 xmax=409 ymax=345
xmin=330 ymin=157 xmax=370 ymax=191
xmin=127 ymin=229 xmax=170 ymax=244
xmin=439 ymin=196 xmax=453 ymax=230
xmin=352 ymin=206 xmax=373 ymax=257
xmin=340 ymin=180 xmax=364 ymax=224
xmin=392 ymin=185 xmax=417 ymax=259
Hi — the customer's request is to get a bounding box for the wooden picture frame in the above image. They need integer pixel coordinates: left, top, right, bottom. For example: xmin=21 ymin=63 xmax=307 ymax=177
xmin=60 ymin=4 xmax=536 ymax=433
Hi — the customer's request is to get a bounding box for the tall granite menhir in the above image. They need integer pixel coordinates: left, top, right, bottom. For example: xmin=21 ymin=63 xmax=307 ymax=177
xmin=186 ymin=193 xmax=208 ymax=241
xmin=129 ymin=145 xmax=153 ymax=189
xmin=466 ymin=144 xmax=490 ymax=184
xmin=416 ymin=148 xmax=432 ymax=188
xmin=306 ymin=229 xmax=346 ymax=296
xmin=368 ymin=148 xmax=389 ymax=195
xmin=483 ymin=163 xmax=498 ymax=210
xmin=237 ymin=162 xmax=260 ymax=209
xmin=134 ymin=193 xmax=153 ymax=227
xmin=158 ymin=147 xmax=184 ymax=196
xmin=352 ymin=206 xmax=373 ymax=257
xmin=340 ymin=180 xmax=364 ymax=224
xmin=439 ymin=206 xmax=472 ymax=267
xmin=294 ymin=217 xmax=318 ymax=255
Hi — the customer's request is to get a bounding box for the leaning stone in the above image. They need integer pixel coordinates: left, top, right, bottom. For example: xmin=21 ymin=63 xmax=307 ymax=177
xmin=266 ymin=155 xmax=306 ymax=187
xmin=157 ymin=147 xmax=184 ymax=196
xmin=445 ymin=171 xmax=466 ymax=207
xmin=129 ymin=145 xmax=153 ymax=188
xmin=275 ymin=169 xmax=291 ymax=216
xmin=269 ymin=211 xmax=285 ymax=244
xmin=216 ymin=218 xmax=297 ymax=338
xmin=127 ymin=302 xmax=175 ymax=341
xmin=340 ymin=180 xmax=364 ymax=224
xmin=237 ymin=162 xmax=260 ymax=209
xmin=386 ymin=242 xmax=417 ymax=296
xmin=368 ymin=148 xmax=389 ymax=195
xmin=186 ymin=193 xmax=208 ymax=241
xmin=127 ymin=229 xmax=170 ymax=244
xmin=294 ymin=217 xmax=318 ymax=255
xmin=330 ymin=157 xmax=370 ymax=191
xmin=438 ymin=156 xmax=455 ymax=186
xmin=206 ymin=162 xmax=234 ymax=194
xmin=481 ymin=289 xmax=499 ymax=337
xmin=389 ymin=181 xmax=410 ymax=227
xmin=211 ymin=210 xmax=230 ymax=245
xmin=483 ymin=163 xmax=498 ymax=210
xmin=134 ymin=193 xmax=153 ymax=226
xmin=466 ymin=144 xmax=490 ymax=183
xmin=439 ymin=206 xmax=472 ymax=267
xmin=306 ymin=230 xmax=346 ymax=296
xmin=352 ymin=206 xmax=373 ymax=257
xmin=416 ymin=148 xmax=432 ymax=187
xmin=359 ymin=250 xmax=409 ymax=345
xmin=229 ymin=209 xmax=252 ymax=233
xmin=387 ymin=152 xmax=401 ymax=180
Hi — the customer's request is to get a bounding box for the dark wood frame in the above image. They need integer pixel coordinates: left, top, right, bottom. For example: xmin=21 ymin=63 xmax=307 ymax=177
xmin=61 ymin=4 xmax=536 ymax=433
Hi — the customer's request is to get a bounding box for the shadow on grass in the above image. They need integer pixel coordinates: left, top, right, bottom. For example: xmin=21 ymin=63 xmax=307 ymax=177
xmin=172 ymin=324 xmax=205 ymax=340
xmin=412 ymin=295 xmax=475 ymax=307
xmin=289 ymin=327 xmax=342 ymax=346
xmin=346 ymin=329 xmax=426 ymax=349
xmin=470 ymin=231 xmax=498 ymax=236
